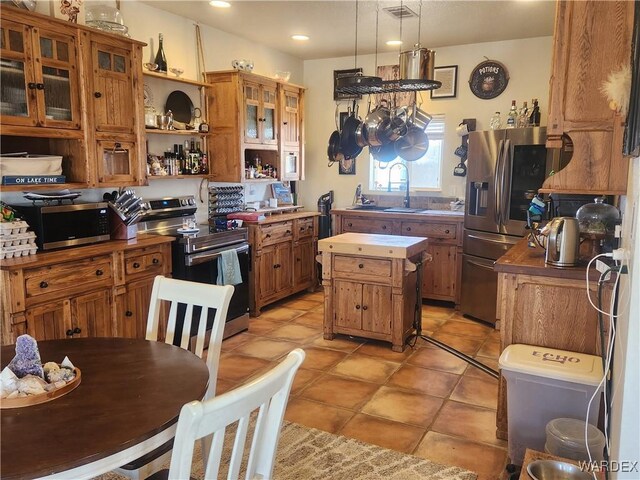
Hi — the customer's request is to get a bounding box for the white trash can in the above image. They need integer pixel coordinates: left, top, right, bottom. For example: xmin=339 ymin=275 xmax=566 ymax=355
xmin=499 ymin=344 xmax=603 ymax=466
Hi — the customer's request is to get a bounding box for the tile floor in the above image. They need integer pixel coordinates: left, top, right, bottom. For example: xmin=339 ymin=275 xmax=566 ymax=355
xmin=217 ymin=291 xmax=508 ymax=480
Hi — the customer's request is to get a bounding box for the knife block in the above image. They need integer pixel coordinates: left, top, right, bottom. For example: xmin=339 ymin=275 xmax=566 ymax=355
xmin=109 ymin=210 xmax=138 ymax=240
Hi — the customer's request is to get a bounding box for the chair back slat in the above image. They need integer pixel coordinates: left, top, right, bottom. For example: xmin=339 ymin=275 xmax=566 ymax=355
xmin=193 ymin=307 xmax=208 ymax=358
xmin=168 ymin=349 xmax=305 ymax=480
xmin=179 ymin=303 xmax=195 ymax=350
xmin=164 ymin=301 xmax=179 ymax=346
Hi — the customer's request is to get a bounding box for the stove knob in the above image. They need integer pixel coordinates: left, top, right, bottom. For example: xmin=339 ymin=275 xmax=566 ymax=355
xmin=180 ymin=198 xmax=188 ymax=206
xmin=188 ymin=198 xmax=196 ymax=206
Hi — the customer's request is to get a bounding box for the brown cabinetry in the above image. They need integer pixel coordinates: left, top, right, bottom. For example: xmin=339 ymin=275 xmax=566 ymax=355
xmin=0 ymin=6 xmax=145 ymax=191
xmin=247 ymin=213 xmax=318 ymax=316
xmin=205 ymin=70 xmax=305 ymax=182
xmin=541 ymin=0 xmax=634 ymax=195
xmin=333 ymin=210 xmax=464 ymax=304
xmin=1 ymin=236 xmax=173 ymax=345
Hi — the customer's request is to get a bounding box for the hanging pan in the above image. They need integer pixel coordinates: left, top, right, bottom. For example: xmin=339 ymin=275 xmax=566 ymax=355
xmin=340 ymin=107 xmax=364 ymax=159
xmin=394 ymin=126 xmax=429 ymax=162
xmin=370 ymin=141 xmax=397 ymax=164
xmin=327 ymin=130 xmax=344 ymax=166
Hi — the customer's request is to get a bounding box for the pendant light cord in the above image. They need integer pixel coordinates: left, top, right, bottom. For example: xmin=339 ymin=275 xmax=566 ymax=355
xmin=374 ymin=0 xmax=379 ymax=71
xmin=354 ymin=0 xmax=359 ymax=69
xmin=417 ymin=0 xmax=422 ymax=46
xmin=399 ymin=0 xmax=403 ymax=55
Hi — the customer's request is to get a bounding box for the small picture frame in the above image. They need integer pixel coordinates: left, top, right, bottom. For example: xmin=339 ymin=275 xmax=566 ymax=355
xmin=270 ymin=182 xmax=294 ymax=205
xmin=334 ymin=68 xmax=363 ymax=101
xmin=431 ymin=65 xmax=458 ymax=99
xmin=338 ymin=157 xmax=356 ymax=175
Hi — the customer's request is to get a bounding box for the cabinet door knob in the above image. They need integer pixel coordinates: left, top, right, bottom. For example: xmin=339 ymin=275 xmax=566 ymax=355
xmin=406 ymin=227 xmax=411 ymax=232
xmin=296 ymin=257 xmax=301 ymax=262
xmin=73 ymin=327 xmax=81 ymax=334
xmin=445 ymin=229 xmax=450 ymax=234
xmin=40 ymin=281 xmax=48 ymax=289
xmin=125 ymin=311 xmax=133 ymax=317
xmin=362 ymin=305 xmax=368 ymax=311
xmin=355 ymin=304 xmax=361 ymax=310
xmin=95 ymin=269 xmax=103 ymax=276
xmin=152 ymin=258 xmax=160 ymax=264
xmin=36 ymin=83 xmax=44 ymax=90
xmin=66 ymin=329 xmax=74 ymax=337
xmin=28 ymin=82 xmax=37 ymax=90
xmin=285 ymin=229 xmax=291 ymax=234
xmin=283 ymin=121 xmax=288 ymax=125
xmin=265 ymin=233 xmax=271 ymax=238
xmin=382 ymin=225 xmax=387 ymax=230
xmin=347 ymin=222 xmax=353 ymax=227
xmin=358 ymin=263 xmax=364 ymax=269
xmin=133 ymin=262 xmax=140 ymax=268
xmin=94 ymin=92 xmax=102 ymax=98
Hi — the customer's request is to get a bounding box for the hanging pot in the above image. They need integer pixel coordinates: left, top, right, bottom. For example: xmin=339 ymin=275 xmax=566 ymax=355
xmin=408 ymin=105 xmax=432 ymax=130
xmin=399 ymin=46 xmax=435 ymax=81
xmin=327 ymin=130 xmax=344 ymax=165
xmin=340 ymin=113 xmax=364 ymax=159
xmin=370 ymin=141 xmax=398 ymax=163
xmin=364 ymin=100 xmax=391 ymax=147
xmin=394 ymin=126 xmax=429 ymax=162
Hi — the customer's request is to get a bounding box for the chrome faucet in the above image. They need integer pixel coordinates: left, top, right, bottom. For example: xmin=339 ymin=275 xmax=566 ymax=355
xmin=387 ymin=162 xmax=410 ymax=208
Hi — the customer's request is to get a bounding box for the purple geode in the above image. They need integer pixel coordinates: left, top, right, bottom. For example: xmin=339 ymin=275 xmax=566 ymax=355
xmin=7 ymin=334 xmax=44 ymax=379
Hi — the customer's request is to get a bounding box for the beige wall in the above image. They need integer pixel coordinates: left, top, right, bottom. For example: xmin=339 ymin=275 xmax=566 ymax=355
xmin=298 ymin=36 xmax=553 ymax=209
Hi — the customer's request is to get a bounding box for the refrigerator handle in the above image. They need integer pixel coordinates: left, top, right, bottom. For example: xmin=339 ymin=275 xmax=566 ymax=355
xmin=500 ymin=139 xmax=511 ymax=228
xmin=494 ymin=140 xmax=504 ymax=227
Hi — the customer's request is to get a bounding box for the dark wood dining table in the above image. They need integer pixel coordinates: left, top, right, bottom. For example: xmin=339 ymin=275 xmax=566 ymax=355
xmin=1 ymin=337 xmax=209 ymax=480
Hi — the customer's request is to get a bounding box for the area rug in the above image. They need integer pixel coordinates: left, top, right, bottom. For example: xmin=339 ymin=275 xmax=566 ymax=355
xmin=97 ymin=421 xmax=477 ymax=480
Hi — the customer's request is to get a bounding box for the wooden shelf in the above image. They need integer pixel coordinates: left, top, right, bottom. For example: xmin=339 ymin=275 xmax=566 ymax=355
xmin=147 ymin=174 xmax=209 ymax=180
xmin=143 ymin=71 xmax=209 ymax=88
xmin=0 ymin=182 xmax=88 ymax=192
xmin=145 ymin=129 xmax=208 ymax=136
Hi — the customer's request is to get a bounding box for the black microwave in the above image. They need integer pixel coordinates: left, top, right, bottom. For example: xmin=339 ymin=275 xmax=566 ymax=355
xmin=14 ymin=202 xmax=110 ymax=250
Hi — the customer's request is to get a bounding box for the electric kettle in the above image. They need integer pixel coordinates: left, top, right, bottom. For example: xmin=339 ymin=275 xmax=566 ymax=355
xmin=545 ymin=217 xmax=580 ymax=267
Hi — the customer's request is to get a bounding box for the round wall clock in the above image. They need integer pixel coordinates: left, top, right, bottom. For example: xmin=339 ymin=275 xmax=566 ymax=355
xmin=469 ymin=60 xmax=509 ymax=99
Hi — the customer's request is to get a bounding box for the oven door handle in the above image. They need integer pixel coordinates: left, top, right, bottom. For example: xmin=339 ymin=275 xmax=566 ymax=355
xmin=185 ymin=243 xmax=250 ymax=267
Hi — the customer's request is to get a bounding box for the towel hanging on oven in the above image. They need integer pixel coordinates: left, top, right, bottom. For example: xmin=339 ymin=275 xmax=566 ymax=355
xmin=217 ymin=249 xmax=242 ymax=286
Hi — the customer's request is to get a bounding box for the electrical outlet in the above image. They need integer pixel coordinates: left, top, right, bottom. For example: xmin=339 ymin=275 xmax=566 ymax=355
xmin=595 ymin=259 xmax=612 ymax=280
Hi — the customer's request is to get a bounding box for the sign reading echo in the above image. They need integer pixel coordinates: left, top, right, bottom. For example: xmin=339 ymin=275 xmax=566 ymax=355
xmin=469 ymin=60 xmax=509 ymax=100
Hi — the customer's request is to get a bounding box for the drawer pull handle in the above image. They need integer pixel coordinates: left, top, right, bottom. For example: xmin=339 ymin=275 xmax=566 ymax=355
xmin=133 ymin=262 xmax=140 ymax=268
xmin=273 ymin=264 xmax=280 ymax=269
xmin=445 ymin=229 xmax=450 ymax=234
xmin=355 ymin=304 xmax=361 ymax=310
xmin=152 ymin=258 xmax=160 ymax=264
xmin=347 ymin=222 xmax=353 ymax=227
xmin=382 ymin=225 xmax=387 ymax=230
xmin=362 ymin=305 xmax=368 ymax=311
xmin=406 ymin=227 xmax=411 ymax=232
xmin=265 ymin=234 xmax=271 ymax=238
xmin=125 ymin=311 xmax=133 ymax=317
xmin=40 ymin=281 xmax=48 ymax=289
xmin=96 ymin=269 xmax=103 ymax=276
xmin=358 ymin=263 xmax=364 ymax=269
xmin=286 ymin=230 xmax=291 ymax=234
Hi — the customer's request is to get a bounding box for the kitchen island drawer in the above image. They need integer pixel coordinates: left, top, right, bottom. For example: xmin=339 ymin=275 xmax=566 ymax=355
xmin=400 ymin=221 xmax=457 ymax=240
xmin=341 ymin=217 xmax=394 ymax=234
xmin=333 ymin=255 xmax=392 ymax=278
xmin=259 ymin=221 xmax=294 ymax=247
xmin=25 ymin=256 xmax=113 ymax=300
xmin=124 ymin=246 xmax=166 ymax=279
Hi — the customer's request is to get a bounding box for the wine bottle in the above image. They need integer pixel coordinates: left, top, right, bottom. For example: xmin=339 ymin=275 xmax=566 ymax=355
xmin=506 ymin=100 xmax=517 ymax=128
xmin=154 ymin=33 xmax=168 ymax=73
xmin=529 ymin=98 xmax=541 ymax=127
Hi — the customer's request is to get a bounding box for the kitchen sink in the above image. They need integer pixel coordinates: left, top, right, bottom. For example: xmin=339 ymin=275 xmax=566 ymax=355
xmin=383 ymin=207 xmax=420 ymax=213
xmin=348 ymin=205 xmax=387 ymax=211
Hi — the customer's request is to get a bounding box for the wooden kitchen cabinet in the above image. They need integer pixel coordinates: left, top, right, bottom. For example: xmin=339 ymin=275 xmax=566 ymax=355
xmin=205 ymin=70 xmax=305 ymax=182
xmin=246 ymin=212 xmax=318 ymax=316
xmin=494 ymin=239 xmax=612 ymax=440
xmin=1 ymin=235 xmax=173 ymax=345
xmin=541 ymin=0 xmax=634 ymax=195
xmin=333 ymin=280 xmax=392 ymax=335
xmin=333 ymin=210 xmax=464 ymax=305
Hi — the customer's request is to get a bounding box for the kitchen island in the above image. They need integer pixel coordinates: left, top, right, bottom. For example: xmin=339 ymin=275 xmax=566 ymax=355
xmin=318 ymin=232 xmax=430 ymax=352
xmin=494 ymin=237 xmax=611 ymax=440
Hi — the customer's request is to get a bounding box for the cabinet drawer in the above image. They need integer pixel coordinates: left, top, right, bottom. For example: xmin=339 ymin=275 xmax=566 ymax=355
xmin=25 ymin=256 xmax=113 ymax=299
xmin=400 ymin=221 xmax=457 ymax=240
xmin=125 ymin=246 xmax=166 ymax=279
xmin=260 ymin=221 xmax=293 ymax=247
xmin=341 ymin=217 xmax=393 ymax=234
xmin=295 ymin=218 xmax=315 ymax=240
xmin=334 ymin=255 xmax=392 ymax=277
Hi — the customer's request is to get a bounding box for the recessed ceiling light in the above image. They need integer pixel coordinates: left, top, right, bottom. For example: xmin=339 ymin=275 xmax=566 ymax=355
xmin=386 ymin=40 xmax=403 ymax=46
xmin=209 ymin=1 xmax=230 ymax=8
xmin=291 ymin=34 xmax=309 ymax=41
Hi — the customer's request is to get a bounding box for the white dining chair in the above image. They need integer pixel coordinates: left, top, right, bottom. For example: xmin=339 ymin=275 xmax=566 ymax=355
xmin=166 ymin=348 xmax=305 ymax=480
xmin=116 ymin=275 xmax=235 ymax=480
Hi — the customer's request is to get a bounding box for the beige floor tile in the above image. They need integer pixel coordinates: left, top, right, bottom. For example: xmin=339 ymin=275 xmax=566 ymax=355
xmin=450 ymin=374 xmax=499 ymax=410
xmin=284 ymin=398 xmax=354 ymax=434
xmin=448 ymin=311 xmax=494 ymax=327
xmin=431 ymin=400 xmax=505 ymax=447
xmin=258 ymin=307 xmax=306 ymax=322
xmin=281 ymin=298 xmax=323 ymax=311
xmin=478 ymin=337 xmax=501 ymax=359
xmin=419 ymin=313 xmax=450 ymax=331
xmin=311 ymin=335 xmax=364 ymax=352
xmin=299 ymin=374 xmax=380 ymax=410
xmin=331 ymin=354 xmax=401 ymax=384
xmin=247 ymin=318 xmax=281 ymax=336
xmin=387 ymin=364 xmax=460 ymax=398
xmin=422 ymin=304 xmax=456 ymax=319
xmin=465 ymin=356 xmax=500 ymax=379
xmin=231 ymin=337 xmax=300 ymax=361
xmin=407 ymin=346 xmax=469 ymax=375
xmin=361 ymin=386 xmax=443 ymax=427
xmin=217 ymin=353 xmax=273 ymax=383
xmin=356 ymin=340 xmax=415 ymax=362
xmin=290 ymin=311 xmax=324 ymax=327
xmin=414 ymin=431 xmax=507 ymax=480
xmin=301 ymin=346 xmax=348 ymax=370
xmin=261 ymin=324 xmax=320 ymax=343
xmin=221 ymin=332 xmax=253 ymax=352
xmin=290 ymin=368 xmax=323 ymax=396
xmin=431 ymin=332 xmax=484 ymax=356
xmin=340 ymin=413 xmax=426 ymax=454
xmin=436 ymin=319 xmax=494 ymax=339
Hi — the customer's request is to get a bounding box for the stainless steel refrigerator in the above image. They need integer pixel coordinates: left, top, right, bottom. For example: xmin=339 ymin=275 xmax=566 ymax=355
xmin=461 ymin=127 xmax=550 ymax=324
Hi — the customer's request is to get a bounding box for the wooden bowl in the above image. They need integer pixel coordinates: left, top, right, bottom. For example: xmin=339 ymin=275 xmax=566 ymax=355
xmin=0 ymin=368 xmax=81 ymax=409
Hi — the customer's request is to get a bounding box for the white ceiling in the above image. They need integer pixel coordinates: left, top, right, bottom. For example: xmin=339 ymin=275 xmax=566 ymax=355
xmin=142 ymin=0 xmax=556 ymax=60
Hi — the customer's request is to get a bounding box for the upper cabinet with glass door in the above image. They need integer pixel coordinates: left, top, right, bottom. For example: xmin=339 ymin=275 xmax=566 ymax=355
xmin=0 ymin=18 xmax=81 ymax=132
xmin=242 ymin=78 xmax=277 ymax=147
xmin=279 ymin=84 xmax=304 ymax=181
